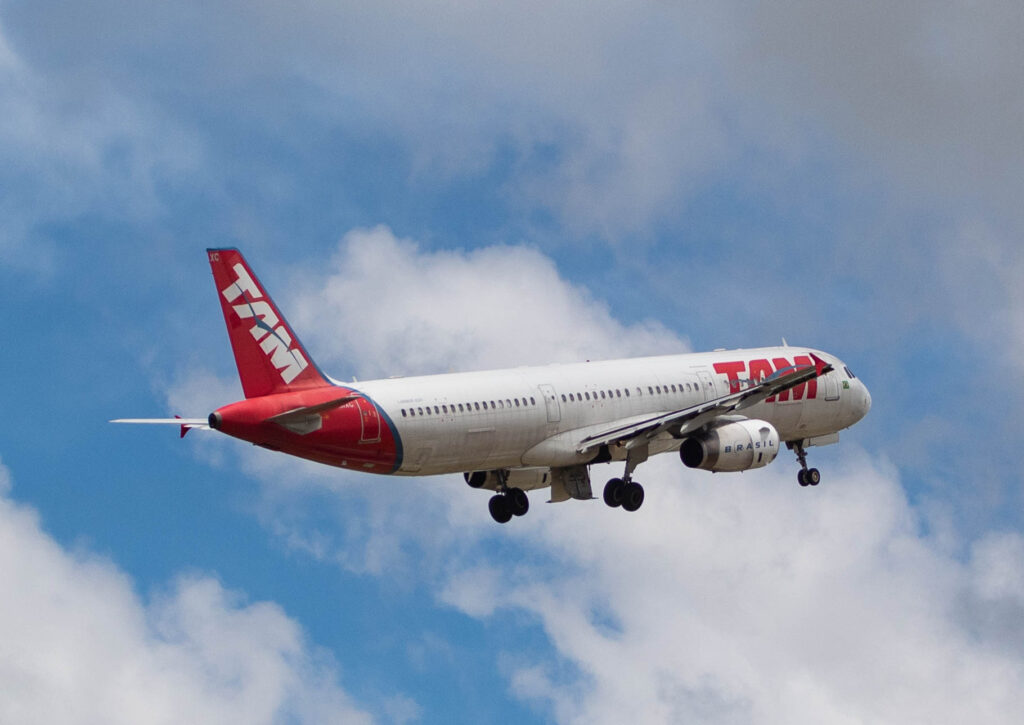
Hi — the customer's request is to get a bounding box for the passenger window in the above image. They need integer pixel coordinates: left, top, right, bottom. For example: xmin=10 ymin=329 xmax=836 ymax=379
xmin=458 ymin=404 xmax=464 ymax=412
xmin=624 ymin=389 xmax=630 ymax=397
xmin=616 ymin=389 xmax=621 ymax=397
xmin=670 ymin=384 xmax=677 ymax=393
xmin=515 ymin=399 xmax=520 ymax=407
xmin=490 ymin=401 xmax=496 ymax=409
xmin=585 ymin=392 xmax=591 ymax=400
xmin=648 ymin=386 xmax=654 ymax=395
xmin=442 ymin=405 xmax=448 ymax=413
xmin=530 ymin=397 xmax=536 ymax=405
xmin=506 ymin=399 xmax=512 ymax=408
xmin=401 ymin=409 xmax=407 ymax=417
xmin=434 ymin=406 xmax=440 ymax=414
xmin=600 ymin=391 xmax=605 ymax=399
xmin=568 ymin=393 xmax=575 ymax=402
xmin=417 ymin=407 xmax=423 ymax=416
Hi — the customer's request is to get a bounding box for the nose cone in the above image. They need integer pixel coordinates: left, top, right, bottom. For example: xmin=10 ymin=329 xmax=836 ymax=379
xmin=857 ymin=380 xmax=872 ymax=420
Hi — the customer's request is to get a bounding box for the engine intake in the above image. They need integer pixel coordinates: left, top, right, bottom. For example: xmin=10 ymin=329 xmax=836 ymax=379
xmin=680 ymin=419 xmax=780 ymax=472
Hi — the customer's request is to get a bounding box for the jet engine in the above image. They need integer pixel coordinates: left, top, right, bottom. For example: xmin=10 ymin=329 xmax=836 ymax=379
xmin=679 ymin=419 xmax=780 ymax=472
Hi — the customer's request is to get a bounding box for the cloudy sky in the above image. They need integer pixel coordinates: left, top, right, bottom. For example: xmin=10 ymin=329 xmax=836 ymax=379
xmin=2 ymin=1 xmax=1023 ymax=722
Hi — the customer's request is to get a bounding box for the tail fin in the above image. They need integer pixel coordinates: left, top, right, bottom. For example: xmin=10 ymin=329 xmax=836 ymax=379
xmin=207 ymin=248 xmax=332 ymax=398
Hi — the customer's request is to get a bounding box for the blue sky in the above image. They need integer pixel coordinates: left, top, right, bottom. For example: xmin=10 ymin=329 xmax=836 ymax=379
xmin=2 ymin=2 xmax=1024 ymax=722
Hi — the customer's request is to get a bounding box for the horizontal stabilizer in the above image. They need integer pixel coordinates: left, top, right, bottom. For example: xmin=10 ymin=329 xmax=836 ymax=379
xmin=265 ymin=395 xmax=359 ymax=434
xmin=110 ymin=418 xmax=210 ymax=438
xmin=264 ymin=395 xmax=359 ymax=424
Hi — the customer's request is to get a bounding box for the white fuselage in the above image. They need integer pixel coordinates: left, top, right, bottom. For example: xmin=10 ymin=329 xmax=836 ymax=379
xmin=352 ymin=346 xmax=871 ymax=477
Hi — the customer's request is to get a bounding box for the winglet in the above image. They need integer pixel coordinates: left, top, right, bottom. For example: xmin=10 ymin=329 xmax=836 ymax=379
xmin=809 ymin=353 xmax=833 ymax=376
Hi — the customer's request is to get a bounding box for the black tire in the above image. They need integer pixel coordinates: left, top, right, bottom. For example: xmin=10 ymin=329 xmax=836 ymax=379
xmin=807 ymin=468 xmax=821 ymax=486
xmin=798 ymin=470 xmax=809 ymax=487
xmin=621 ymin=482 xmax=645 ymax=512
xmin=603 ymin=478 xmax=624 ymax=508
xmin=508 ymin=487 xmax=530 ymax=516
xmin=488 ymin=494 xmax=513 ymax=524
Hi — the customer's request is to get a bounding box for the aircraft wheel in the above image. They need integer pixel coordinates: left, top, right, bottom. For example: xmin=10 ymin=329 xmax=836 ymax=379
xmin=807 ymin=468 xmax=821 ymax=486
xmin=603 ymin=478 xmax=624 ymax=508
xmin=489 ymin=494 xmax=513 ymax=524
xmin=621 ymin=482 xmax=645 ymax=512
xmin=508 ymin=487 xmax=530 ymax=517
xmin=798 ymin=470 xmax=809 ymax=487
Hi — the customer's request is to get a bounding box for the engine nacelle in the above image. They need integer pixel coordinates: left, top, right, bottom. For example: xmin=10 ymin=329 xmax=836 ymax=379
xmin=679 ymin=419 xmax=780 ymax=472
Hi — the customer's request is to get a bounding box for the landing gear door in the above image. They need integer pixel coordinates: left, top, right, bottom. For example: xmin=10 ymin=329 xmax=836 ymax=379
xmin=538 ymin=384 xmax=561 ymax=423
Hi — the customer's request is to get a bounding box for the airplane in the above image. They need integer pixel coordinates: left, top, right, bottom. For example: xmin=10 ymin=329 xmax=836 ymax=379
xmin=114 ymin=248 xmax=872 ymax=523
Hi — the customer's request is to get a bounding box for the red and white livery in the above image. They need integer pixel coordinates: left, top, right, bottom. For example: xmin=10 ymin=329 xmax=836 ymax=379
xmin=115 ymin=248 xmax=872 ymax=523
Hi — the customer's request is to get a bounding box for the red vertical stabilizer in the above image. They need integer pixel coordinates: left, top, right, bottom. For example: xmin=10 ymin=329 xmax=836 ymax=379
xmin=207 ymin=248 xmax=332 ymax=398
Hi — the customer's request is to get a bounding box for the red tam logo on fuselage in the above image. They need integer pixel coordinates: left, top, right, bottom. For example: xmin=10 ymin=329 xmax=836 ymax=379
xmin=713 ymin=356 xmax=818 ymax=401
xmin=220 ymin=263 xmax=309 ymax=384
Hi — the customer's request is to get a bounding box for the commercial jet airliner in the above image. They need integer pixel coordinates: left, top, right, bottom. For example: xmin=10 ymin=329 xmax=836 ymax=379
xmin=115 ymin=249 xmax=871 ymax=523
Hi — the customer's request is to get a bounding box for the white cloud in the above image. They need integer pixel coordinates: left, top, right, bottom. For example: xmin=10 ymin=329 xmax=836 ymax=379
xmin=289 ymin=226 xmax=687 ymax=380
xmin=0 ymin=457 xmax=377 ymax=725
xmin=444 ymin=454 xmax=1024 ymax=724
xmin=170 ymin=236 xmax=1024 ymax=723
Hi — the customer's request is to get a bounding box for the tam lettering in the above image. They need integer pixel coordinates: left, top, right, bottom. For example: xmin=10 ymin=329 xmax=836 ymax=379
xmin=221 ymin=263 xmax=309 ymax=384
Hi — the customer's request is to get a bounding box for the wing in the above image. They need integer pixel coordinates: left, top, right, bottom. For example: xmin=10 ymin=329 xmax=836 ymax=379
xmin=576 ymin=353 xmax=832 ymax=454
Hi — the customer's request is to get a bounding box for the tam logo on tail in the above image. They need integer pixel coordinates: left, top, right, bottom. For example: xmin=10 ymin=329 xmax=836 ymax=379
xmin=208 ymin=248 xmax=329 ymax=398
xmin=220 ymin=262 xmax=309 ymax=384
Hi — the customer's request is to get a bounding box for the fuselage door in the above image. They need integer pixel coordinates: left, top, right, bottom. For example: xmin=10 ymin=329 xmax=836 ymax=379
xmin=538 ymin=384 xmax=561 ymax=423
xmin=822 ymin=372 xmax=841 ymax=401
xmin=355 ymin=397 xmax=382 ymax=443
xmin=696 ymin=370 xmax=716 ymax=401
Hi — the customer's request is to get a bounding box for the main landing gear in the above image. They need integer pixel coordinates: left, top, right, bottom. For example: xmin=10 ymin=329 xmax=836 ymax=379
xmin=486 ymin=470 xmax=530 ymax=524
xmin=603 ymin=477 xmax=644 ymax=512
xmin=790 ymin=441 xmax=821 ymax=487
xmin=488 ymin=488 xmax=529 ymax=523
xmin=603 ymin=444 xmax=648 ymax=513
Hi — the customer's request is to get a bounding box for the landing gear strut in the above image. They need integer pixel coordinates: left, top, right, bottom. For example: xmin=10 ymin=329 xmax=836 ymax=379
xmin=790 ymin=441 xmax=821 ymax=487
xmin=487 ymin=470 xmax=530 ymax=523
xmin=603 ymin=444 xmax=647 ymax=512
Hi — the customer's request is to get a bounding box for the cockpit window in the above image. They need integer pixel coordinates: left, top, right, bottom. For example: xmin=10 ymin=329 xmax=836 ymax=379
xmin=844 ymin=366 xmax=856 ymax=379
